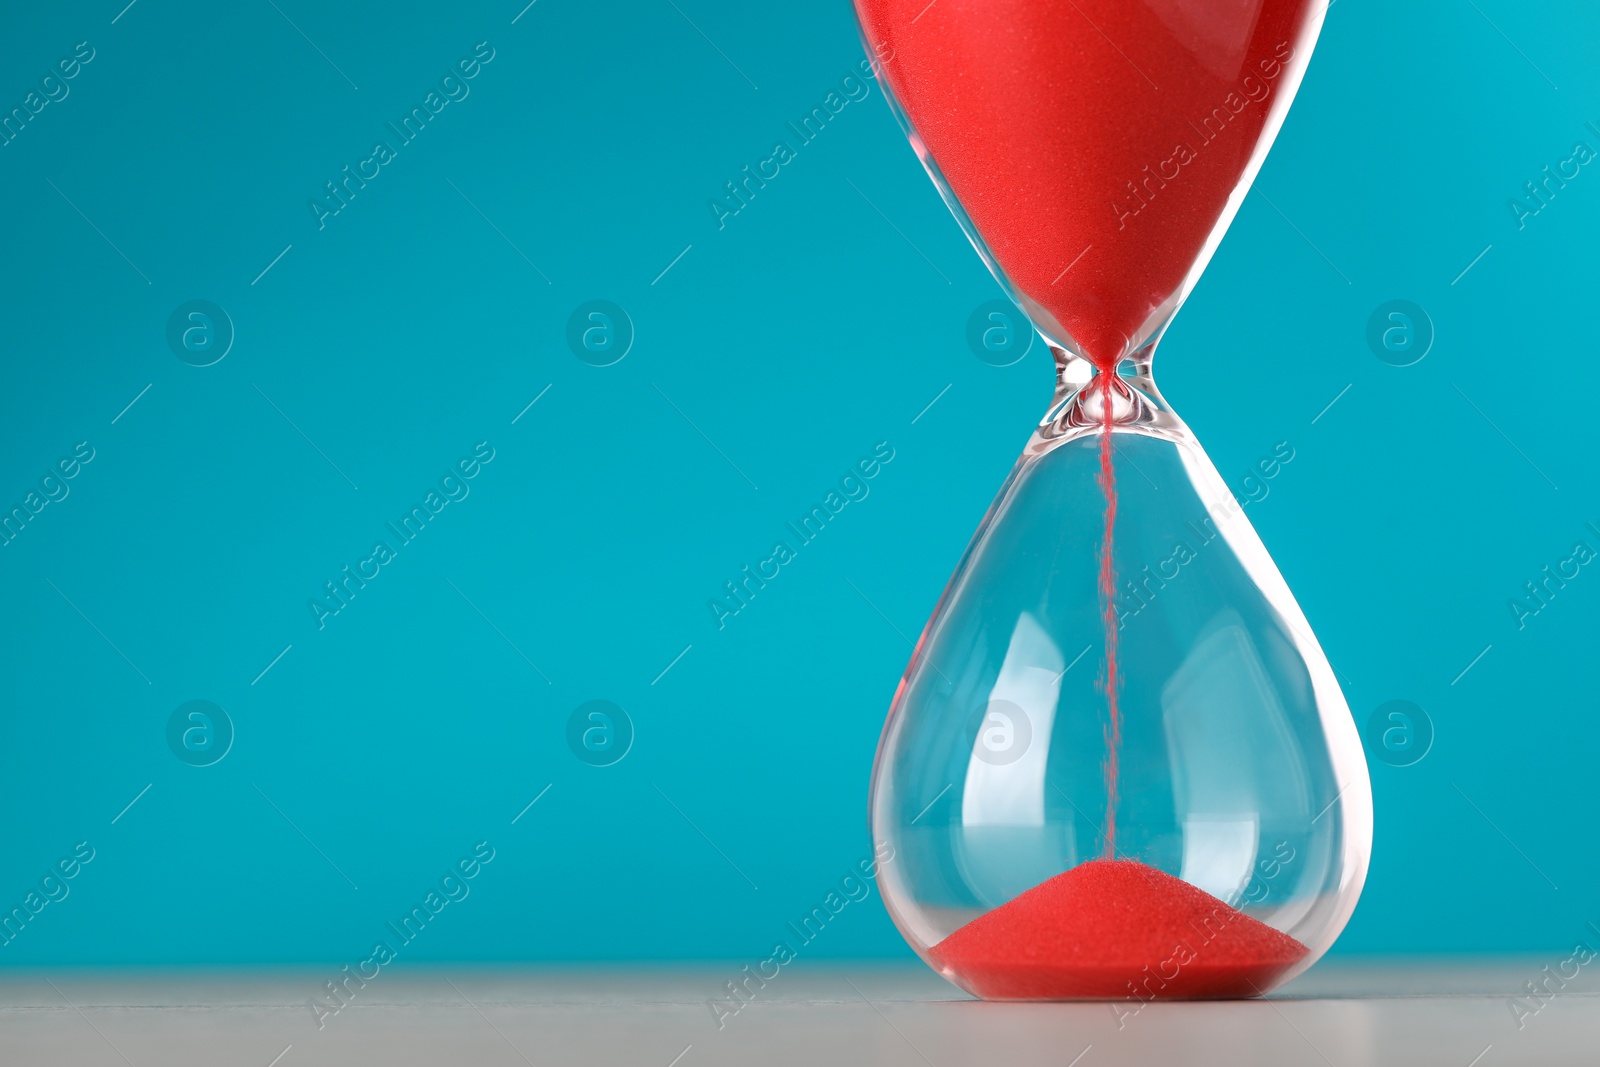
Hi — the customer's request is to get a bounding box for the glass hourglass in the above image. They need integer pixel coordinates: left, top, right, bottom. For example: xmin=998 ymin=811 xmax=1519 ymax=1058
xmin=854 ymin=0 xmax=1371 ymax=999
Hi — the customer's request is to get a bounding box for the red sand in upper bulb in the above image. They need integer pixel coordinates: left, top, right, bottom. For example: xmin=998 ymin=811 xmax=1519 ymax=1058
xmin=928 ymin=859 xmax=1308 ymax=1000
xmin=856 ymin=0 xmax=1320 ymax=368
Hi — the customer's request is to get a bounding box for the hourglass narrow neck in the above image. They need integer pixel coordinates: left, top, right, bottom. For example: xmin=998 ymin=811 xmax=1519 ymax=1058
xmin=1035 ymin=345 xmax=1188 ymax=451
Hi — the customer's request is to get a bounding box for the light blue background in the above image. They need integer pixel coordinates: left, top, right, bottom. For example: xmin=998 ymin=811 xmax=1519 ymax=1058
xmin=0 ymin=0 xmax=1595 ymax=966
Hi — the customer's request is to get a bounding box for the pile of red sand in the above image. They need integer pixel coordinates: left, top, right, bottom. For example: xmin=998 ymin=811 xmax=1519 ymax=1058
xmin=929 ymin=860 xmax=1307 ymax=999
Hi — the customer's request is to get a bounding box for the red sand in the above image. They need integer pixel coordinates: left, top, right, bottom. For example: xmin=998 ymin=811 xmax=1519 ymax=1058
xmin=928 ymin=860 xmax=1308 ymax=999
xmin=857 ymin=0 xmax=1319 ymax=368
xmin=1094 ymin=378 xmax=1122 ymax=853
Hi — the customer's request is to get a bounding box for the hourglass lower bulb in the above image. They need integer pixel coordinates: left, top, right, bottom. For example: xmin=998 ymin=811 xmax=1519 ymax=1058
xmin=855 ymin=0 xmax=1371 ymax=999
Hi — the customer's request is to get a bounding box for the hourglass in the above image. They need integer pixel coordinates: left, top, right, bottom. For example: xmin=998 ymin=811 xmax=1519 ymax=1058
xmin=854 ymin=0 xmax=1371 ymax=999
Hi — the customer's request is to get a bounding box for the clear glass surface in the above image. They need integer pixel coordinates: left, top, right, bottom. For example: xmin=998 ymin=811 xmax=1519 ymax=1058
xmin=870 ymin=355 xmax=1371 ymax=999
xmin=853 ymin=0 xmax=1370 ymax=1000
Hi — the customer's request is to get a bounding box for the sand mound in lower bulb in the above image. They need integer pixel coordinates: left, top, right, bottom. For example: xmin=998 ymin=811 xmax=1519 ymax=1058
xmin=928 ymin=859 xmax=1308 ymax=1000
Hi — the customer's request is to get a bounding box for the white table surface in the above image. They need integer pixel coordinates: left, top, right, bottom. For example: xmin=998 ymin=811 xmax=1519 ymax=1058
xmin=0 ymin=959 xmax=1591 ymax=1065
